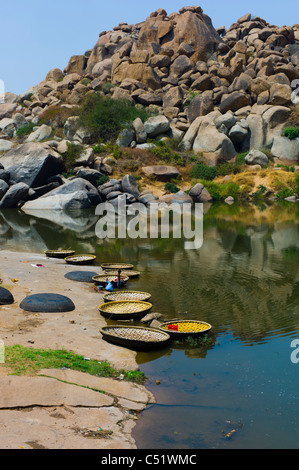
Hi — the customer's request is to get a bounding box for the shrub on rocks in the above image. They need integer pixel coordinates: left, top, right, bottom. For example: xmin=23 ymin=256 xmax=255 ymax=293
xmin=282 ymin=127 xmax=299 ymax=139
xmin=77 ymin=93 xmax=151 ymax=142
xmin=189 ymin=163 xmax=217 ymax=181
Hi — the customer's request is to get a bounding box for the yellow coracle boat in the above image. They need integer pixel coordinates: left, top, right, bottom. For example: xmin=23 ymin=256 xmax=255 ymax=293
xmin=159 ymin=320 xmax=212 ymax=337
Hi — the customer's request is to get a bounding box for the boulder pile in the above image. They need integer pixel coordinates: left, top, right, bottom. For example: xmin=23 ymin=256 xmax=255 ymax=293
xmin=0 ymin=6 xmax=298 ymax=208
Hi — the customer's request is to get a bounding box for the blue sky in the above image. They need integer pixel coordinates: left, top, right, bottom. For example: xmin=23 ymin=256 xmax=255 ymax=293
xmin=0 ymin=0 xmax=297 ymax=95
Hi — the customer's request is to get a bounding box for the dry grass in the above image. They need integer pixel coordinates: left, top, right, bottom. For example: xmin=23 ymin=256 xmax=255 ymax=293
xmin=228 ymin=168 xmax=297 ymax=194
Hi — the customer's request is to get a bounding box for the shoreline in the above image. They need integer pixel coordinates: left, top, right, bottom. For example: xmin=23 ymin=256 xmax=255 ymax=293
xmin=0 ymin=249 xmax=155 ymax=449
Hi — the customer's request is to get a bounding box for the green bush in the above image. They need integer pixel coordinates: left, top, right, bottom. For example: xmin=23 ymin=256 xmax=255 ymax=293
xmin=164 ymin=182 xmax=180 ymax=193
xmin=216 ymin=162 xmax=243 ymax=177
xmin=77 ymin=93 xmax=150 ymax=142
xmin=38 ymin=105 xmax=75 ymax=127
xmin=276 ymin=188 xmax=294 ymax=199
xmin=236 ymin=152 xmax=248 ymax=165
xmin=92 ymin=144 xmax=104 ymax=154
xmin=96 ymin=174 xmax=110 ymax=186
xmin=199 ymin=180 xmax=243 ymax=201
xmin=101 ymin=82 xmax=116 ymax=94
xmin=252 ymin=184 xmax=267 ymax=199
xmin=282 ymin=127 xmax=299 ymax=140
xmin=190 ymin=163 xmax=217 ymax=181
xmin=16 ymin=122 xmax=35 ymax=137
xmin=276 ymin=164 xmax=295 ymax=172
xmin=150 ymin=140 xmax=185 ymax=165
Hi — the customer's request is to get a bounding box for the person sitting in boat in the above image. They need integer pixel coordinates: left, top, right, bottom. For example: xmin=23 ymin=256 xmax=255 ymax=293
xmin=105 ymin=280 xmax=114 ymax=292
xmin=117 ymin=269 xmax=122 ymax=289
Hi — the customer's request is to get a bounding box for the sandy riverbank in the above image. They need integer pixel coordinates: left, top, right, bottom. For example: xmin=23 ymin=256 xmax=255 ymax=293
xmin=0 ymin=249 xmax=155 ymax=449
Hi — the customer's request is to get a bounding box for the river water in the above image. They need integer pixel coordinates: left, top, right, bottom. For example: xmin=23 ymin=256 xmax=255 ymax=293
xmin=0 ymin=201 xmax=298 ymax=449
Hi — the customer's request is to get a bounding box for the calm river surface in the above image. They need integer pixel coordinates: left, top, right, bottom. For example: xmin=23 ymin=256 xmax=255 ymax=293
xmin=0 ymin=201 xmax=298 ymax=449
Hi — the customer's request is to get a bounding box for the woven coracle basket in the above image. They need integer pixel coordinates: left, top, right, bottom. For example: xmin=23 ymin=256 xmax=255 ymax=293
xmin=98 ymin=300 xmax=152 ymax=320
xmin=100 ymin=326 xmax=170 ymax=350
xmin=159 ymin=320 xmax=212 ymax=337
xmin=65 ymin=254 xmax=96 ymax=265
xmin=92 ymin=274 xmax=129 ymax=286
xmin=101 ymin=263 xmax=134 ymax=270
xmin=103 ymin=269 xmax=140 ymax=278
xmin=45 ymin=250 xmax=75 ymax=259
xmin=103 ymin=291 xmax=151 ymax=302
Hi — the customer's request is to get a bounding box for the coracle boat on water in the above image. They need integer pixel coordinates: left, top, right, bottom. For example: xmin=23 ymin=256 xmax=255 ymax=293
xmin=101 ymin=263 xmax=134 ymax=270
xmin=103 ymin=291 xmax=151 ymax=302
xmin=92 ymin=274 xmax=129 ymax=287
xmin=100 ymin=325 xmax=170 ymax=350
xmin=159 ymin=320 xmax=212 ymax=338
xmin=98 ymin=300 xmax=152 ymax=320
xmin=103 ymin=269 xmax=140 ymax=278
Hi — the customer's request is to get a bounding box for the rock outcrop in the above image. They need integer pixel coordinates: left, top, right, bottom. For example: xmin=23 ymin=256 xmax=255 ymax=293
xmin=0 ymin=6 xmax=298 ymax=208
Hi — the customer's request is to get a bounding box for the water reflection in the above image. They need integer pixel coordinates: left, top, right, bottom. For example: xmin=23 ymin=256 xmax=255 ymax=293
xmin=0 ymin=202 xmax=298 ymax=348
xmin=1 ymin=203 xmax=299 ymax=449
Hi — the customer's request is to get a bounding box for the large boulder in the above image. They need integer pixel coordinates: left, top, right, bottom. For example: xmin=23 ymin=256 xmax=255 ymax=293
xmin=229 ymin=124 xmax=248 ymax=143
xmin=0 ymin=142 xmax=63 ymax=188
xmin=0 ymin=169 xmax=10 ymax=182
xmin=219 ymin=91 xmax=252 ymax=113
xmin=271 ymin=136 xmax=299 ymax=162
xmin=0 ymin=117 xmax=15 ymax=137
xmin=132 ymin=118 xmax=147 ymax=144
xmin=75 ymin=168 xmax=103 ymax=186
xmin=0 ymin=182 xmax=30 ymax=208
xmin=63 ymin=54 xmax=87 ymax=75
xmin=189 ymin=183 xmax=205 ymax=201
xmin=21 ymin=177 xmax=101 ymax=211
xmin=0 ymin=140 xmax=13 ymax=152
xmin=138 ymin=6 xmax=222 ymax=63
xmin=170 ymin=55 xmax=193 ymax=78
xmin=121 ymin=174 xmax=140 ymax=199
xmin=159 ymin=190 xmax=193 ymax=205
xmin=245 ymin=105 xmax=292 ymax=151
xmin=25 ymin=124 xmax=52 ymax=143
xmin=112 ymin=60 xmax=161 ymax=91
xmin=0 ymin=102 xmax=17 ymax=120
xmin=0 ymin=180 xmax=9 ymax=199
xmin=268 ymin=83 xmax=292 ymax=105
xmin=144 ymin=115 xmax=170 ymax=137
xmin=193 ymin=119 xmax=237 ymax=164
xmin=142 ymin=165 xmax=181 ymax=181
xmin=186 ymin=92 xmax=214 ymax=122
xmin=245 ymin=149 xmax=269 ymax=167
xmin=163 ymin=86 xmax=184 ymax=109
xmin=116 ymin=128 xmax=135 ymax=148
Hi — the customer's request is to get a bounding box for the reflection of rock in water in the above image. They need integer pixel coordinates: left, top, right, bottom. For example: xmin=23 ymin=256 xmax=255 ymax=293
xmin=21 ymin=209 xmax=98 ymax=234
xmin=0 ymin=209 xmax=99 ymax=252
xmin=1 ymin=205 xmax=299 ymax=346
xmin=170 ymin=333 xmax=217 ymax=360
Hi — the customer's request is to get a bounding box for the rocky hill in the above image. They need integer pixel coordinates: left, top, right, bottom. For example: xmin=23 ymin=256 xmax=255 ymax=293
xmin=0 ymin=6 xmax=298 ymax=210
